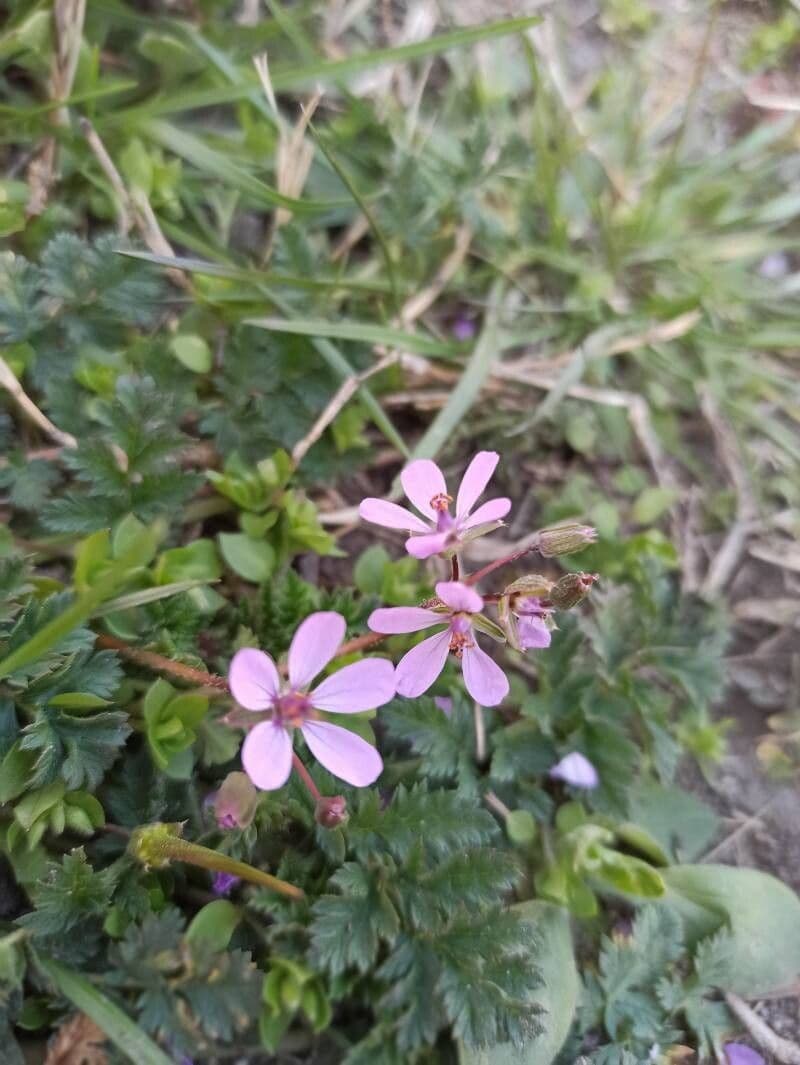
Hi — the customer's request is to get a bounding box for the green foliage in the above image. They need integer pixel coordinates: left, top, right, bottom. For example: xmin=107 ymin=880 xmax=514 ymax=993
xmin=2 ymin=2 xmax=797 ymax=1062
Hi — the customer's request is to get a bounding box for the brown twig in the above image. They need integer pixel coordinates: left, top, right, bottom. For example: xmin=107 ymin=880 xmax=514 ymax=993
xmin=724 ymin=992 xmax=800 ymax=1064
xmin=0 ymin=356 xmax=78 ymax=449
xmin=698 ymin=385 xmax=759 ymax=599
xmin=291 ymin=352 xmax=398 ymax=468
xmin=95 ymin=630 xmax=387 ymax=691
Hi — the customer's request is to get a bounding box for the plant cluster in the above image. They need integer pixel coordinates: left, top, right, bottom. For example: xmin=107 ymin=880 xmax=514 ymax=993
xmin=2 ymin=3 xmax=800 ymax=1064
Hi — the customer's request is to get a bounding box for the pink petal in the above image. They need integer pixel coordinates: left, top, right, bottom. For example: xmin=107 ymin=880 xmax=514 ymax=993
xmin=359 ymin=498 xmax=430 ymax=533
xmin=460 ymin=497 xmax=511 ymax=530
xmin=400 ymin=459 xmax=447 ymax=520
xmin=518 ymin=615 xmax=552 ymax=650
xmin=229 ymin=648 xmax=280 ymax=711
xmin=301 ymin=721 xmax=383 ymax=787
xmin=396 ymin=629 xmax=451 ymax=698
xmin=310 ymin=658 xmax=396 ymax=713
xmin=455 ymin=451 xmax=499 ymax=519
xmin=435 ymin=581 xmax=483 ymax=614
xmin=288 ymin=612 xmax=346 ymax=690
xmin=368 ymin=607 xmax=444 ymax=634
xmin=461 ymin=642 xmax=509 ymax=706
xmin=405 ymin=531 xmax=451 ymax=559
xmin=549 ymin=752 xmax=598 ymax=789
xmin=241 ymin=721 xmax=292 ymax=790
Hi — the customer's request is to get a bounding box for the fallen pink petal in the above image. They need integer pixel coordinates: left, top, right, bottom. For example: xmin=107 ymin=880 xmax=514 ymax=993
xmin=229 ymin=612 xmax=395 ymax=790
xmin=724 ymin=1044 xmax=765 ymax=1065
xmin=358 ymin=451 xmax=511 ymax=559
xmin=549 ymin=752 xmax=599 ymax=789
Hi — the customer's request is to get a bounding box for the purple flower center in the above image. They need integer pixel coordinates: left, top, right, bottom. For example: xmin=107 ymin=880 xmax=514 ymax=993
xmin=430 ymin=492 xmax=457 ymax=533
xmin=274 ymin=691 xmax=312 ymax=727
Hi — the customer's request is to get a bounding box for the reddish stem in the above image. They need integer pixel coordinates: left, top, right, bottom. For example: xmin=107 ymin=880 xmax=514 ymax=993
xmin=292 ymin=753 xmax=322 ymax=802
xmin=464 ymin=543 xmax=540 ymax=587
xmin=450 ymin=554 xmax=460 ymax=581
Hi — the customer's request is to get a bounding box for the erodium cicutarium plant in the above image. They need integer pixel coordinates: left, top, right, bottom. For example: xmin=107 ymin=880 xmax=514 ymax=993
xmin=229 ymin=451 xmax=598 ymax=802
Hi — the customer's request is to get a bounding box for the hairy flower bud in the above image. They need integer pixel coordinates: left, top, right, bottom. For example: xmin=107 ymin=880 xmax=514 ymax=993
xmin=536 ymin=523 xmax=597 ymax=558
xmin=549 ymin=572 xmax=598 ymax=610
xmin=315 ymin=795 xmax=348 ymax=829
xmin=214 ymin=771 xmax=258 ymax=829
xmin=503 ymin=574 xmax=554 ymax=600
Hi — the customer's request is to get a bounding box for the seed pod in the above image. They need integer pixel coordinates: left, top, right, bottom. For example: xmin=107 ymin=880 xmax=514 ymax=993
xmin=549 ymin=572 xmax=598 ymax=610
xmin=537 ymin=523 xmax=597 ymax=558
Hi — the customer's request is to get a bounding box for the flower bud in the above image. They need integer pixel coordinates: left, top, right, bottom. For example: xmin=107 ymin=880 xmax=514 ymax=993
xmin=536 ymin=523 xmax=597 ymax=558
xmin=549 ymin=572 xmax=598 ymax=610
xmin=503 ymin=574 xmax=553 ymax=599
xmin=315 ymin=795 xmax=348 ymax=829
xmin=214 ymin=771 xmax=258 ymax=829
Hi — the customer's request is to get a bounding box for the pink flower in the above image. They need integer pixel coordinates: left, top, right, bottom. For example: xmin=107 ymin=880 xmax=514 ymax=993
xmin=359 ymin=451 xmax=511 ymax=559
xmin=368 ymin=581 xmax=509 ymax=706
xmin=724 ymin=1045 xmax=765 ymax=1065
xmin=228 ymin=612 xmax=395 ymax=791
xmin=549 ymin=752 xmax=598 ymax=789
xmin=514 ymin=597 xmax=552 ymax=651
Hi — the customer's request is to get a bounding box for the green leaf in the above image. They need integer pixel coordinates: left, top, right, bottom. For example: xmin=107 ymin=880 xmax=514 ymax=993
xmin=457 ymin=901 xmax=577 ymax=1065
xmin=627 ymin=782 xmax=718 ymax=862
xmin=169 ymin=334 xmax=212 ymax=373
xmin=35 ymin=955 xmax=174 ymax=1065
xmin=0 ymin=742 xmax=36 ymax=802
xmin=632 ymin=486 xmax=679 ymax=524
xmin=218 ymin=533 xmax=275 ymax=582
xmin=186 ymin=900 xmax=241 ymax=953
xmin=661 ymin=864 xmax=800 ymax=995
xmin=48 ymin=692 xmax=111 ymax=709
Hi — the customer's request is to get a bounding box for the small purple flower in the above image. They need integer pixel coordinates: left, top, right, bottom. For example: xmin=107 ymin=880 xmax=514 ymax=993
xmin=212 ymin=872 xmax=240 ymax=897
xmin=369 ymin=581 xmax=509 ymax=706
xmin=359 ymin=452 xmax=511 ymax=559
xmin=549 ymin=752 xmax=599 ymax=789
xmin=229 ymin=613 xmax=395 ymax=791
xmin=452 ymin=315 xmax=477 ymax=342
xmin=724 ymin=1045 xmax=765 ymax=1065
xmin=434 ymin=696 xmax=453 ymax=716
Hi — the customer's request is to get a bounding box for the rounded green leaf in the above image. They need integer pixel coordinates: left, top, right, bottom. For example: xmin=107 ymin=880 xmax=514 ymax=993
xmin=662 ymin=863 xmax=800 ymax=995
xmin=218 ymin=533 xmax=275 ymax=583
xmin=169 ymin=334 xmax=212 ymax=373
xmin=185 ymin=899 xmax=241 ymax=953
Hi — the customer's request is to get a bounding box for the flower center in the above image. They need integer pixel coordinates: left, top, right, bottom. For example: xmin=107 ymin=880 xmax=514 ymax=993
xmin=448 ymin=613 xmax=474 ymax=657
xmin=274 ymin=691 xmax=312 ymax=727
xmin=430 ymin=492 xmax=456 ymax=533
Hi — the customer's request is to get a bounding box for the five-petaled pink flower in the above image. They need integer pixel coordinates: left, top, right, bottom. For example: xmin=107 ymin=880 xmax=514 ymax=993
xmin=359 ymin=451 xmax=511 ymax=559
xmin=368 ymin=581 xmax=509 ymax=706
xmin=229 ymin=612 xmax=395 ymax=791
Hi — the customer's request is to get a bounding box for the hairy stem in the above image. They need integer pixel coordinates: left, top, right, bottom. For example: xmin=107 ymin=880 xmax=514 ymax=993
xmin=130 ymin=824 xmax=304 ymax=900
xmin=464 ymin=543 xmax=540 ymax=587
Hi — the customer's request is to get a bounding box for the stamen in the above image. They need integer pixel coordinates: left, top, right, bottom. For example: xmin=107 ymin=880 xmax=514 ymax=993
xmin=429 ymin=492 xmax=452 ymax=512
xmin=448 ymin=631 xmax=474 ymax=659
xmin=275 ymin=691 xmax=311 ymax=727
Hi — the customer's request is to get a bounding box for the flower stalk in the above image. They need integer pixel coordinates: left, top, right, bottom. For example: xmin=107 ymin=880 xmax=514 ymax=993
xmin=129 ymin=822 xmax=305 ymax=900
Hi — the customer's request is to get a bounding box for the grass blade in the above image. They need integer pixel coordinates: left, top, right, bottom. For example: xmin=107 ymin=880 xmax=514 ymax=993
xmin=245 ymin=316 xmax=462 ymax=358
xmin=35 ymin=955 xmax=173 ymax=1065
xmin=409 ymin=281 xmax=506 ymax=461
xmin=122 ymin=16 xmax=542 ymax=116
